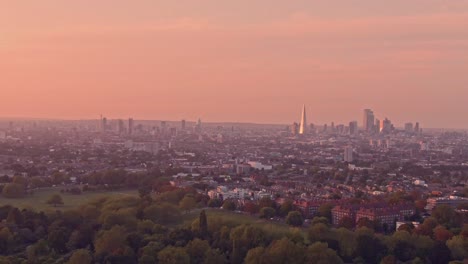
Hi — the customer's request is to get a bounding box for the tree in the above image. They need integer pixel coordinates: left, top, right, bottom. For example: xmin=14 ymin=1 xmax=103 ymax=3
xmin=94 ymin=225 xmax=128 ymax=258
xmin=222 ymin=200 xmax=236 ymax=211
xmin=308 ymin=223 xmax=330 ymax=243
xmin=67 ymin=249 xmax=93 ymax=264
xmin=179 ymin=195 xmax=196 ymax=213
xmin=356 ymin=217 xmax=374 ymax=229
xmin=429 ymin=241 xmax=452 ymax=264
xmin=262 ymin=238 xmax=306 ymax=264
xmin=306 ymin=242 xmax=343 ymax=264
xmin=433 ymin=225 xmax=453 ymax=242
xmin=285 ymin=211 xmax=303 ymax=227
xmin=158 ymin=246 xmax=190 ymax=264
xmin=318 ymin=203 xmax=333 ymax=222
xmin=279 ymin=199 xmax=294 ymax=217
xmin=245 ymin=247 xmax=266 ymax=264
xmin=207 ymin=198 xmax=221 ymax=208
xmin=259 ymin=207 xmax=276 ymax=219
xmin=185 ymin=238 xmax=210 ymax=264
xmin=338 ymin=216 xmax=355 ymax=230
xmin=48 ymin=226 xmax=71 ymax=253
xmin=446 ymin=235 xmax=468 ymax=260
xmin=203 ymin=249 xmax=227 ymax=264
xmin=47 ymin=194 xmax=64 ymax=207
xmin=244 ymin=202 xmax=259 ymax=215
xmin=199 ymin=210 xmax=208 ymax=238
xmin=311 ymin=217 xmax=330 ymax=227
xmin=0 ymin=227 xmax=13 ymax=255
xmin=432 ymin=205 xmax=456 ymax=228
xmin=2 ymin=183 xmax=24 ymax=198
xmin=258 ymin=197 xmax=275 ymax=209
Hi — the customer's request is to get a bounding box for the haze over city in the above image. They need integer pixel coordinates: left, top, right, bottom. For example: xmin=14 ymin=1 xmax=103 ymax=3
xmin=1 ymin=1 xmax=468 ymax=128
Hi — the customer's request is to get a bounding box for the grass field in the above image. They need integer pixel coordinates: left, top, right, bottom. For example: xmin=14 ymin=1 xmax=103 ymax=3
xmin=0 ymin=187 xmax=138 ymax=212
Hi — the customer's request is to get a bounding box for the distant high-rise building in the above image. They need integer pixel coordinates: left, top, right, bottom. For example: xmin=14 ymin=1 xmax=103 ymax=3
xmin=405 ymin=123 xmax=414 ymax=133
xmin=344 ymin=146 xmax=354 ymax=162
xmin=363 ymin=109 xmax=375 ymax=132
xmin=349 ymin=121 xmax=358 ymax=135
xmin=196 ymin=118 xmax=202 ymax=132
xmin=181 ymin=119 xmax=186 ymax=130
xmin=128 ymin=118 xmax=134 ymax=135
xmin=101 ymin=117 xmax=107 ymax=132
xmin=118 ymin=119 xmax=125 ymax=134
xmin=299 ymin=105 xmax=307 ymax=135
xmin=415 ymin=122 xmax=420 ymax=134
xmin=380 ymin=118 xmax=392 ymax=134
xmin=374 ymin=119 xmax=380 ymax=133
xmin=291 ymin=122 xmax=299 ymax=135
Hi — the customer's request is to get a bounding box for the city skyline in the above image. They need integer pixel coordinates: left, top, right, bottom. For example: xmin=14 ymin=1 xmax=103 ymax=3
xmin=2 ymin=1 xmax=468 ymax=128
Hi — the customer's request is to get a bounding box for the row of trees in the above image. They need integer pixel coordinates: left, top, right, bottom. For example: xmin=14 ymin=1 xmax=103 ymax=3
xmin=0 ymin=186 xmax=467 ymax=264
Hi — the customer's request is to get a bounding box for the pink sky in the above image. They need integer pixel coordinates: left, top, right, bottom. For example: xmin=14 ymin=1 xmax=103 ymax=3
xmin=1 ymin=1 xmax=468 ymax=128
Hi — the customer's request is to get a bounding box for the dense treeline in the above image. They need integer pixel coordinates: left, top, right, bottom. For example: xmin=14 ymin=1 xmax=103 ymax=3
xmin=0 ymin=186 xmax=467 ymax=264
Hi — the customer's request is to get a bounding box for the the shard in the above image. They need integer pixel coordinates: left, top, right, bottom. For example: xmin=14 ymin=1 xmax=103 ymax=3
xmin=299 ymin=104 xmax=307 ymax=134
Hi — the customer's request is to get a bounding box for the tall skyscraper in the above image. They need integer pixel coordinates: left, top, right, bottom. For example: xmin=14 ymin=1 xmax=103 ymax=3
xmin=363 ymin=109 xmax=375 ymax=132
xmin=101 ymin=117 xmax=107 ymax=132
xmin=405 ymin=122 xmax=414 ymax=132
xmin=181 ymin=119 xmax=186 ymax=130
xmin=299 ymin=104 xmax=307 ymax=135
xmin=380 ymin=118 xmax=392 ymax=134
xmin=349 ymin=121 xmax=358 ymax=135
xmin=117 ymin=119 xmax=125 ymax=134
xmin=291 ymin=122 xmax=299 ymax=135
xmin=128 ymin=118 xmax=134 ymax=135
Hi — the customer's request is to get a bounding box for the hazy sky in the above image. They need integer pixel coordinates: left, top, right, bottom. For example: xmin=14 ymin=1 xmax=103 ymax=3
xmin=1 ymin=1 xmax=468 ymax=128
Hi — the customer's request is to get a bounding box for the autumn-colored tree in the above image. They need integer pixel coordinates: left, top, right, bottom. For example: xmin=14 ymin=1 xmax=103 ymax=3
xmin=179 ymin=195 xmax=197 ymax=213
xmin=243 ymin=202 xmax=259 ymax=215
xmin=285 ymin=211 xmax=303 ymax=227
xmin=306 ymin=242 xmax=343 ymax=264
xmin=67 ymin=249 xmax=93 ymax=264
xmin=259 ymin=207 xmax=275 ymax=219
xmin=338 ymin=216 xmax=355 ymax=230
xmin=46 ymin=194 xmax=64 ymax=207
xmin=158 ymin=246 xmax=190 ymax=264
xmin=433 ymin=225 xmax=453 ymax=242
xmin=222 ymin=200 xmax=236 ymax=211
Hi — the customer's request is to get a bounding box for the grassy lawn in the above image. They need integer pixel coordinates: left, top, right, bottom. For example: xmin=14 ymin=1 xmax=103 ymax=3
xmin=0 ymin=187 xmax=138 ymax=212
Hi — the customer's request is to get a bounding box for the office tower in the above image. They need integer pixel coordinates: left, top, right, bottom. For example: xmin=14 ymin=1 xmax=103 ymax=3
xmin=196 ymin=118 xmax=202 ymax=132
xmin=118 ymin=119 xmax=125 ymax=134
xmin=414 ymin=122 xmax=420 ymax=134
xmin=344 ymin=146 xmax=354 ymax=162
xmin=309 ymin=123 xmax=316 ymax=134
xmin=128 ymin=118 xmax=134 ymax=135
xmin=101 ymin=117 xmax=107 ymax=132
xmin=380 ymin=118 xmax=392 ymax=134
xmin=363 ymin=109 xmax=375 ymax=132
xmin=405 ymin=123 xmax=414 ymax=133
xmin=349 ymin=121 xmax=358 ymax=135
xmin=161 ymin=121 xmax=167 ymax=134
xmin=181 ymin=119 xmax=186 ymax=130
xmin=291 ymin=122 xmax=299 ymax=135
xmin=299 ymin=104 xmax=307 ymax=135
xmin=374 ymin=119 xmax=380 ymax=133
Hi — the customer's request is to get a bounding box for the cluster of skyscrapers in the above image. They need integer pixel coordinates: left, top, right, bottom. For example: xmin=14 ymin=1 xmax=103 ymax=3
xmin=291 ymin=106 xmax=421 ymax=136
xmin=100 ymin=116 xmax=134 ymax=135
